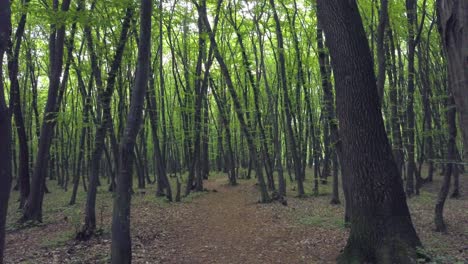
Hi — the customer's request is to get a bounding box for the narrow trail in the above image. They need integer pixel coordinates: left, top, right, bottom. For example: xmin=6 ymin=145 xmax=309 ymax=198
xmin=5 ymin=178 xmax=346 ymax=263
xmin=5 ymin=175 xmax=468 ymax=263
xmin=143 ymin=178 xmax=344 ymax=264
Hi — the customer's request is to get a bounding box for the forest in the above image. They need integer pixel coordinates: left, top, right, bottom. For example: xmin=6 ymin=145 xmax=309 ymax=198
xmin=0 ymin=0 xmax=467 ymax=263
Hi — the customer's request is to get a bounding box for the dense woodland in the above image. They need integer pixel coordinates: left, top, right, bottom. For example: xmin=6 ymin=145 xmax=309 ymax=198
xmin=0 ymin=0 xmax=467 ymax=263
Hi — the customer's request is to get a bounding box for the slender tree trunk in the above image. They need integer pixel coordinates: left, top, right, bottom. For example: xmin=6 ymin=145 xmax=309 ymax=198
xmin=386 ymin=26 xmax=405 ymax=180
xmin=450 ymin=158 xmax=460 ymax=198
xmin=211 ymin=79 xmax=237 ymax=186
xmin=78 ymin=6 xmax=133 ymax=240
xmin=147 ymin=71 xmax=172 ymax=200
xmin=434 ymin=94 xmax=456 ymax=232
xmin=22 ymin=0 xmax=72 ymax=223
xmin=70 ymin=65 xmax=92 ymax=205
xmin=376 ymin=0 xmax=388 ymax=104
xmin=111 ymin=0 xmax=152 ymax=262
xmin=227 ymin=14 xmax=275 ymax=192
xmin=270 ymin=0 xmax=304 ymax=196
xmin=405 ymin=0 xmax=417 ymax=197
xmin=317 ymin=23 xmax=342 ymax=205
xmin=186 ymin=7 xmax=209 ymax=195
xmin=7 ymin=0 xmax=30 ymax=208
xmin=255 ymin=13 xmax=285 ymax=196
xmin=199 ymin=1 xmax=270 ymax=202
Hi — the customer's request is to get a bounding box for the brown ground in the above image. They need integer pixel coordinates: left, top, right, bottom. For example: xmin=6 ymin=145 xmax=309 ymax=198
xmin=4 ymin=173 xmax=468 ymax=263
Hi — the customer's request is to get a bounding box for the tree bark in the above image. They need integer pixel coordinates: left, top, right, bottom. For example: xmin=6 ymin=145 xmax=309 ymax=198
xmin=434 ymin=93 xmax=456 ymax=232
xmin=0 ymin=0 xmax=12 ymax=260
xmin=405 ymin=0 xmax=417 ymax=197
xmin=111 ymin=0 xmax=152 ymax=262
xmin=270 ymin=0 xmax=304 ymax=196
xmin=437 ymin=0 xmax=468 ymax=163
xmin=22 ymin=0 xmax=72 ymax=223
xmin=7 ymin=0 xmax=30 ymax=209
xmin=77 ymin=6 xmax=133 ymax=240
xmin=376 ymin=0 xmax=388 ymax=104
xmin=198 ymin=1 xmax=270 ymax=202
xmin=317 ymin=1 xmax=421 ymax=262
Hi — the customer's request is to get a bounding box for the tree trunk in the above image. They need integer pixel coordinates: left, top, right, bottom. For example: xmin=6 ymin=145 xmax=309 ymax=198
xmin=0 ymin=1 xmax=13 ymax=260
xmin=22 ymin=0 xmax=72 ymax=223
xmin=211 ymin=79 xmax=237 ymax=186
xmin=111 ymin=0 xmax=152 ymax=262
xmin=198 ymin=1 xmax=270 ymax=202
xmin=376 ymin=0 xmax=388 ymax=104
xmin=450 ymin=161 xmax=460 ymax=198
xmin=227 ymin=13 xmax=275 ymax=192
xmin=317 ymin=1 xmax=421 ymax=262
xmin=437 ymin=0 xmax=468 ymax=163
xmin=78 ymin=6 xmax=133 ymax=240
xmin=405 ymin=0 xmax=417 ymax=197
xmin=7 ymin=0 xmax=30 ymax=208
xmin=317 ymin=23 xmax=342 ymax=205
xmin=185 ymin=6 xmax=210 ymax=195
xmin=434 ymin=94 xmax=456 ymax=232
xmin=270 ymin=0 xmax=304 ymax=197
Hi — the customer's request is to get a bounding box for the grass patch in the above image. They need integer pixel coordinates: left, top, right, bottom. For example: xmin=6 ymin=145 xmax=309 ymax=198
xmin=413 ymin=190 xmax=436 ymax=204
xmin=298 ymin=215 xmax=345 ymax=229
xmin=40 ymin=229 xmax=75 ymax=248
xmin=417 ymin=247 xmax=466 ymax=264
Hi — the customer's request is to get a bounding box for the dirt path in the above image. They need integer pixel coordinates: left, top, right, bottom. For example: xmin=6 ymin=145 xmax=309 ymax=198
xmin=5 ymin=178 xmax=346 ymax=264
xmin=8 ymin=174 xmax=467 ymax=263
xmin=140 ymin=178 xmax=345 ymax=264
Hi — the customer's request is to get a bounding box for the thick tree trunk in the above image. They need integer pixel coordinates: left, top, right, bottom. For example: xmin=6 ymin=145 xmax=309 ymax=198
xmin=0 ymin=95 xmax=11 ymax=264
xmin=317 ymin=1 xmax=421 ymax=262
xmin=111 ymin=0 xmax=152 ymax=262
xmin=437 ymin=0 xmax=468 ymax=163
xmin=0 ymin=1 xmax=12 ymax=261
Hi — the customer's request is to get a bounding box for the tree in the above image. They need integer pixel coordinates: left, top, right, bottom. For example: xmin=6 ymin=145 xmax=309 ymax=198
xmin=434 ymin=92 xmax=456 ymax=232
xmin=77 ymin=4 xmax=134 ymax=240
xmin=22 ymin=0 xmax=72 ymax=223
xmin=376 ymin=0 xmax=388 ymax=105
xmin=405 ymin=0 xmax=417 ymax=196
xmin=7 ymin=0 xmax=30 ymax=209
xmin=316 ymin=0 xmax=422 ymax=262
xmin=110 ymin=0 xmax=152 ymax=261
xmin=198 ymin=0 xmax=270 ymax=202
xmin=437 ymin=0 xmax=468 ymax=163
xmin=270 ymin=0 xmax=305 ymax=197
xmin=0 ymin=0 xmax=13 ymax=261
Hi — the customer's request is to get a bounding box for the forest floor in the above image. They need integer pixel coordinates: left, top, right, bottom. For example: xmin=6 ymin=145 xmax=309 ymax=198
xmin=4 ymin=171 xmax=468 ymax=264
